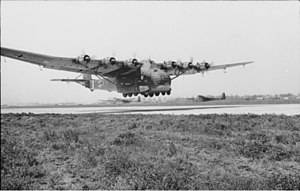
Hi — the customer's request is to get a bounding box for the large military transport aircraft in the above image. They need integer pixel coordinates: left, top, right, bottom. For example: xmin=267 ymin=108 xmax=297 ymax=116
xmin=1 ymin=47 xmax=252 ymax=97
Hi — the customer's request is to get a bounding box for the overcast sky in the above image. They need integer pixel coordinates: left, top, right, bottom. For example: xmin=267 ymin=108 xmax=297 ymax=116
xmin=1 ymin=1 xmax=300 ymax=105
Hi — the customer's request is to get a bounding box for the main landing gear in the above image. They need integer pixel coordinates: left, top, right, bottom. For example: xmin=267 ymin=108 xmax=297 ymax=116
xmin=122 ymin=90 xmax=171 ymax=98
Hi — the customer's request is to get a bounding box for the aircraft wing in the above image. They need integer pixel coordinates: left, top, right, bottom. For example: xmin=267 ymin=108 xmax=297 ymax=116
xmin=0 ymin=47 xmax=95 ymax=73
xmin=0 ymin=47 xmax=129 ymax=76
xmin=207 ymin=61 xmax=253 ymax=71
xmin=162 ymin=60 xmax=253 ymax=79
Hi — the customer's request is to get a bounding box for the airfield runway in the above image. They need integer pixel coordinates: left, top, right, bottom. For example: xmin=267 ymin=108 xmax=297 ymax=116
xmin=1 ymin=104 xmax=299 ymax=115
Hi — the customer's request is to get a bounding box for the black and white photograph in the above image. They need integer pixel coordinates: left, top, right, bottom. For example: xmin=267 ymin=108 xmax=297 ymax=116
xmin=1 ymin=0 xmax=300 ymax=190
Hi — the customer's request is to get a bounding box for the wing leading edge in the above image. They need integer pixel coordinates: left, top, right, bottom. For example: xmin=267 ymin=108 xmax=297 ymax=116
xmin=207 ymin=61 xmax=253 ymax=71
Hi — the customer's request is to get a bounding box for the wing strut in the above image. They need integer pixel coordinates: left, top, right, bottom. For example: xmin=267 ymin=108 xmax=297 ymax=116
xmin=170 ymin=70 xmax=187 ymax=81
xmin=95 ymin=74 xmax=116 ymax=85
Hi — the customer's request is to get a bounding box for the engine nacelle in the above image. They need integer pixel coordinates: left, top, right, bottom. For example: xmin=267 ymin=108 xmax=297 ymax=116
xmin=188 ymin=62 xmax=194 ymax=69
xmin=131 ymin=58 xmax=138 ymax=65
xmin=109 ymin=57 xmax=116 ymax=65
xmin=124 ymin=58 xmax=139 ymax=67
xmin=171 ymin=61 xmax=177 ymax=68
xmin=195 ymin=62 xmax=210 ymax=71
xmin=204 ymin=62 xmax=210 ymax=69
xmin=171 ymin=61 xmax=185 ymax=69
xmin=77 ymin=54 xmax=91 ymax=64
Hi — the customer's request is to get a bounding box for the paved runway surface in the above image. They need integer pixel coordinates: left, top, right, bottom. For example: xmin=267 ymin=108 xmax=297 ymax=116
xmin=1 ymin=104 xmax=299 ymax=115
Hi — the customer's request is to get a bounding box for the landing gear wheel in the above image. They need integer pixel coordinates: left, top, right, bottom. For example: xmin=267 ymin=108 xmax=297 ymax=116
xmin=162 ymin=92 xmax=166 ymax=96
xmin=155 ymin=92 xmax=160 ymax=96
xmin=144 ymin=94 xmax=148 ymax=97
xmin=128 ymin=93 xmax=133 ymax=97
xmin=123 ymin=93 xmax=127 ymax=97
xmin=166 ymin=90 xmax=171 ymax=95
xmin=149 ymin=93 xmax=154 ymax=97
xmin=134 ymin=93 xmax=138 ymax=96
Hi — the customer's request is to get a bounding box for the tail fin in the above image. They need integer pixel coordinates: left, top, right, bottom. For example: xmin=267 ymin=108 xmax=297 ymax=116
xmin=221 ymin=92 xmax=226 ymax=100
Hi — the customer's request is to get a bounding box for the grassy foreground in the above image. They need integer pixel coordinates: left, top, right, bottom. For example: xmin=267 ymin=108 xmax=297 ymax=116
xmin=1 ymin=113 xmax=300 ymax=189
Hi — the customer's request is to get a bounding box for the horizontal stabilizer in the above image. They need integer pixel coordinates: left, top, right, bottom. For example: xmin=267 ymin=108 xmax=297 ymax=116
xmin=51 ymin=79 xmax=87 ymax=82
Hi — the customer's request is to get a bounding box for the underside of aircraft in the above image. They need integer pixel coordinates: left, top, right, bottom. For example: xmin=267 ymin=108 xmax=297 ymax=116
xmin=0 ymin=47 xmax=253 ymax=97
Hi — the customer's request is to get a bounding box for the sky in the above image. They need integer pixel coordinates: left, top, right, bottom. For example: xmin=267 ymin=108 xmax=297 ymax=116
xmin=1 ymin=1 xmax=300 ymax=105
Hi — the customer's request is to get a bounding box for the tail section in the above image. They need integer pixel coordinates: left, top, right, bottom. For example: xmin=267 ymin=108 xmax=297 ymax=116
xmin=51 ymin=74 xmax=116 ymax=92
xmin=221 ymin=92 xmax=226 ymax=100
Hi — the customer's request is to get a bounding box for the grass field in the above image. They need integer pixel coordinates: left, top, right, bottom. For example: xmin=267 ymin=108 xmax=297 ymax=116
xmin=1 ymin=113 xmax=300 ymax=189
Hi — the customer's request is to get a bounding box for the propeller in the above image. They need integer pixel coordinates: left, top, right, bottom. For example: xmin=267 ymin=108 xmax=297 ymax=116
xmin=78 ymin=50 xmax=96 ymax=63
xmin=191 ymin=60 xmax=210 ymax=72
xmin=188 ymin=57 xmax=194 ymax=69
xmin=107 ymin=51 xmax=118 ymax=65
xmin=171 ymin=60 xmax=177 ymax=68
xmin=121 ymin=53 xmax=140 ymax=67
xmin=109 ymin=57 xmax=117 ymax=64
xmin=200 ymin=60 xmax=211 ymax=70
xmin=176 ymin=59 xmax=185 ymax=68
xmin=83 ymin=54 xmax=91 ymax=62
xmin=204 ymin=61 xmax=210 ymax=69
xmin=131 ymin=53 xmax=139 ymax=65
xmin=124 ymin=58 xmax=139 ymax=67
xmin=131 ymin=58 xmax=138 ymax=65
